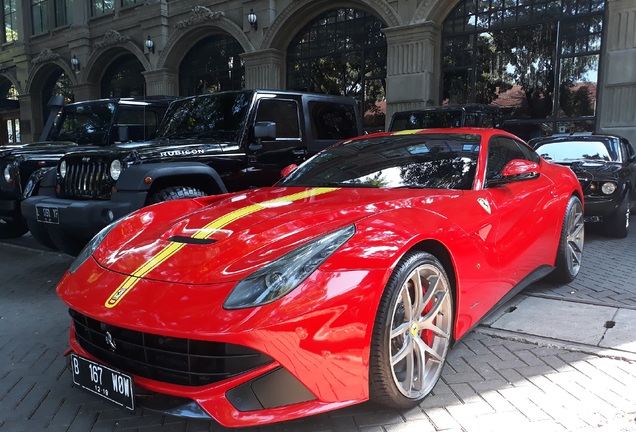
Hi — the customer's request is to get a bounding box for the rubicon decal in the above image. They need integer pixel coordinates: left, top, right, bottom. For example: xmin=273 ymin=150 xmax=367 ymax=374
xmin=104 ymin=188 xmax=339 ymax=308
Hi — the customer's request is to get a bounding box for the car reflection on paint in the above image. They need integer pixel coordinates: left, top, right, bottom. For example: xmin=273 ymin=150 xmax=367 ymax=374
xmin=56 ymin=128 xmax=584 ymax=427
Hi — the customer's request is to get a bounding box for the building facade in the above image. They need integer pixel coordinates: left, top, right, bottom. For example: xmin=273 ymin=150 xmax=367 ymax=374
xmin=0 ymin=0 xmax=634 ymax=144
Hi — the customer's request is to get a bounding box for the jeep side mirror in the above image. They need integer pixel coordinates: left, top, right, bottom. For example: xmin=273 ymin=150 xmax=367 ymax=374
xmin=117 ymin=125 xmax=130 ymax=143
xmin=249 ymin=121 xmax=277 ymax=152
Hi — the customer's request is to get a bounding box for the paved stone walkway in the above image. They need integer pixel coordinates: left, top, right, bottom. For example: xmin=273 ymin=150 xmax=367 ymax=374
xmin=1 ymin=224 xmax=635 ymax=431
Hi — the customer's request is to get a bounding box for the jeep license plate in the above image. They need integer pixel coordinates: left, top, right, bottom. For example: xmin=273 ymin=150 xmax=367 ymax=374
xmin=35 ymin=206 xmax=59 ymax=224
xmin=70 ymin=354 xmax=135 ymax=410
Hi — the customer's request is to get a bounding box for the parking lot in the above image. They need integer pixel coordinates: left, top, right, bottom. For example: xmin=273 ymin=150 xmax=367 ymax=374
xmin=1 ymin=224 xmax=636 ymax=432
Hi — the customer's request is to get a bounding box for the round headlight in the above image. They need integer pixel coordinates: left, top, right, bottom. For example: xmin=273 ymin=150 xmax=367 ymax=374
xmin=601 ymin=182 xmax=617 ymax=195
xmin=3 ymin=165 xmax=11 ymax=183
xmin=59 ymin=160 xmax=67 ymax=178
xmin=110 ymin=159 xmax=122 ymax=181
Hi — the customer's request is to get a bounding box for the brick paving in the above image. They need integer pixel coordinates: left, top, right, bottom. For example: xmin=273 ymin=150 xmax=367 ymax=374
xmin=1 ymin=224 xmax=635 ymax=432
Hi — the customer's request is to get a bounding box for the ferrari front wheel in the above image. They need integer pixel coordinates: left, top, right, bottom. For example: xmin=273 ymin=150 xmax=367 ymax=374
xmin=551 ymin=195 xmax=584 ymax=282
xmin=370 ymin=251 xmax=453 ymax=408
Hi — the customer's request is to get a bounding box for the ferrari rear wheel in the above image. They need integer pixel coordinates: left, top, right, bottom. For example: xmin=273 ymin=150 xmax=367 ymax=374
xmin=370 ymin=251 xmax=453 ymax=408
xmin=551 ymin=195 xmax=584 ymax=283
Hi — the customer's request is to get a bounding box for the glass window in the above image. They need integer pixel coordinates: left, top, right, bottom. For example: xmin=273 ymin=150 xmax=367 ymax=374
xmin=54 ymin=0 xmax=71 ymax=26
xmin=3 ymin=0 xmax=18 ymax=42
xmin=178 ymin=35 xmax=245 ymax=96
xmin=32 ymin=0 xmax=49 ymax=34
xmin=486 ymin=136 xmax=538 ymax=182
xmin=309 ymin=101 xmax=359 ymax=140
xmin=442 ymin=0 xmax=604 ymax=140
xmin=255 ymin=99 xmax=300 ymax=139
xmin=286 ymin=8 xmax=387 ymax=133
xmin=116 ymin=108 xmax=159 ymax=141
xmin=91 ymin=0 xmax=113 ymax=17
xmin=121 ymin=0 xmax=136 ymax=7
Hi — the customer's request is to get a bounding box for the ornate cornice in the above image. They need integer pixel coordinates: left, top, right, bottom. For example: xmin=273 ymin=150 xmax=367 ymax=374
xmin=175 ymin=6 xmax=225 ymax=29
xmin=94 ymin=30 xmax=131 ymax=49
xmin=31 ymin=48 xmax=60 ymax=64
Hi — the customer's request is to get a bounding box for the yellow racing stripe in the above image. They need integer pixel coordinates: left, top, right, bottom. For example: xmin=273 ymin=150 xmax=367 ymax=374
xmin=104 ymin=187 xmax=338 ymax=308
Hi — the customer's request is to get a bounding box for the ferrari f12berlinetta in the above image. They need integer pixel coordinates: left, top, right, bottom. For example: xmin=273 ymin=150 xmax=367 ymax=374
xmin=57 ymin=128 xmax=584 ymax=427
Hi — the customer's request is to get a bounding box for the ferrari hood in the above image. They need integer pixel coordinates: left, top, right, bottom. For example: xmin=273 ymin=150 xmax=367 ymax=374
xmin=93 ymin=187 xmax=459 ymax=285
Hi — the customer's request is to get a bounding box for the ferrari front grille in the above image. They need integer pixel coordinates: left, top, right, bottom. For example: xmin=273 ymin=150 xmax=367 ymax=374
xmin=69 ymin=309 xmax=274 ymax=387
xmin=61 ymin=161 xmax=110 ymax=199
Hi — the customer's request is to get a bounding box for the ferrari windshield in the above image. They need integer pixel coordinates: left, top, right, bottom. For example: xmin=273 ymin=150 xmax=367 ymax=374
xmin=279 ymin=133 xmax=480 ymax=190
xmin=535 ymin=140 xmax=617 ymax=163
xmin=157 ymin=92 xmax=251 ymax=142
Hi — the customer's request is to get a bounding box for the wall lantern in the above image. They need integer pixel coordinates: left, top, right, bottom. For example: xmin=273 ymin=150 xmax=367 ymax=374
xmin=70 ymin=55 xmax=80 ymax=71
xmin=145 ymin=36 xmax=154 ymax=54
xmin=247 ymin=9 xmax=258 ymax=30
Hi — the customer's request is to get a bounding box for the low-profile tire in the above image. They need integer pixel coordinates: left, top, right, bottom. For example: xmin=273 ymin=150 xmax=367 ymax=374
xmin=25 ymin=218 xmax=58 ymax=250
xmin=370 ymin=251 xmax=453 ymax=408
xmin=0 ymin=218 xmax=28 ymax=239
xmin=551 ymin=195 xmax=584 ymax=283
xmin=147 ymin=186 xmax=206 ymax=205
xmin=603 ymin=193 xmax=630 ymax=238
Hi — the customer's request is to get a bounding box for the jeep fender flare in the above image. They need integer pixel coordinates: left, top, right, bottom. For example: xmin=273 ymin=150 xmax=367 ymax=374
xmin=114 ymin=162 xmax=228 ymax=194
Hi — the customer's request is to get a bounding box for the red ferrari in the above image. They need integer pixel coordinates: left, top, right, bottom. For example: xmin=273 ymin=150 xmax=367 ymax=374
xmin=57 ymin=128 xmax=584 ymax=427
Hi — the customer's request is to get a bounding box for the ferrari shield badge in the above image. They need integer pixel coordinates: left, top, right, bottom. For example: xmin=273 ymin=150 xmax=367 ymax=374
xmin=477 ymin=198 xmax=491 ymax=214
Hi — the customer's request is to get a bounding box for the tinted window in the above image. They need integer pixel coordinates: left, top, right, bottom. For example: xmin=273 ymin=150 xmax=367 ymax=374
xmin=255 ymin=99 xmax=300 ymax=139
xmin=309 ymin=101 xmax=359 ymax=139
xmin=279 ymin=133 xmax=480 ymax=190
xmin=116 ymin=108 xmax=160 ymax=141
xmin=486 ymin=137 xmax=538 ymax=182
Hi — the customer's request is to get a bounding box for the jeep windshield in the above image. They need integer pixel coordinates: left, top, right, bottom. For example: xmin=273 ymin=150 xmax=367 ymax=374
xmin=48 ymin=102 xmax=117 ymax=145
xmin=157 ymin=92 xmax=251 ymax=142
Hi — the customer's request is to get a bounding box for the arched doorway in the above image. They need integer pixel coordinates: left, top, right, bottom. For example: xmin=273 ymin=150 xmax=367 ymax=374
xmin=442 ymin=0 xmax=604 ymax=139
xmin=178 ymin=34 xmax=245 ymax=96
xmin=286 ymin=8 xmax=387 ymax=132
xmin=100 ymin=54 xmax=146 ymax=98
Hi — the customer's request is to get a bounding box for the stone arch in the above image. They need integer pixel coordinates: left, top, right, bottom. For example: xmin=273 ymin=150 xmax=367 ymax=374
xmin=158 ymin=17 xmax=253 ymax=71
xmin=0 ymin=72 xmax=22 ymax=95
xmin=84 ymin=41 xmax=150 ymax=85
xmin=25 ymin=60 xmax=76 ymax=96
xmin=413 ymin=0 xmax=460 ymax=24
xmin=263 ymin=0 xmax=400 ymax=51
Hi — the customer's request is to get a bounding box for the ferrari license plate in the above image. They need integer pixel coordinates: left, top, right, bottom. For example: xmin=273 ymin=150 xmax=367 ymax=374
xmin=35 ymin=205 xmax=59 ymax=224
xmin=70 ymin=354 xmax=135 ymax=410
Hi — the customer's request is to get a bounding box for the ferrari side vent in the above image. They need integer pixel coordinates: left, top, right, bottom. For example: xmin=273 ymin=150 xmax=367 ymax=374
xmin=69 ymin=309 xmax=273 ymax=387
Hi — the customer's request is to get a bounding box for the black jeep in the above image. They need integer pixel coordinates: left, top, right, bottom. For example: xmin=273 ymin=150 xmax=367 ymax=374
xmin=0 ymin=96 xmax=173 ymax=241
xmin=22 ymin=90 xmax=363 ymax=255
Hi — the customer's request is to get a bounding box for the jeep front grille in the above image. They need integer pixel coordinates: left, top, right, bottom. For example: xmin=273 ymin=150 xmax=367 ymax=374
xmin=61 ymin=160 xmax=111 ymax=199
xmin=70 ymin=309 xmax=274 ymax=387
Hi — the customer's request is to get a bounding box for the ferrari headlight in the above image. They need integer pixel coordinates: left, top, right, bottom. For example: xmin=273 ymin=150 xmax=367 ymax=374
xmin=110 ymin=159 xmax=122 ymax=181
xmin=69 ymin=219 xmax=121 ymax=274
xmin=601 ymin=182 xmax=617 ymax=195
xmin=59 ymin=160 xmax=67 ymax=179
xmin=224 ymin=225 xmax=356 ymax=309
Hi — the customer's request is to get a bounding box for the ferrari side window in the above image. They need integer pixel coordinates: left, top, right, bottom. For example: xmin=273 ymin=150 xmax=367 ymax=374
xmin=486 ymin=137 xmax=527 ymax=182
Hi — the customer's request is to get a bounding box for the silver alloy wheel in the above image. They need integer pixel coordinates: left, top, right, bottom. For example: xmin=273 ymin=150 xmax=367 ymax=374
xmin=388 ymin=263 xmax=452 ymax=398
xmin=566 ymin=199 xmax=585 ymax=277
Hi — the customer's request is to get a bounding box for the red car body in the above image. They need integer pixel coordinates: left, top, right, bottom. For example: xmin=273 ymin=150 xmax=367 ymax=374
xmin=56 ymin=128 xmax=584 ymax=427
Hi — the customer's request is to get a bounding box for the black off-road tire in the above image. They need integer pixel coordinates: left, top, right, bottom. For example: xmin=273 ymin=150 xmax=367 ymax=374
xmin=147 ymin=186 xmax=206 ymax=205
xmin=369 ymin=251 xmax=454 ymax=408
